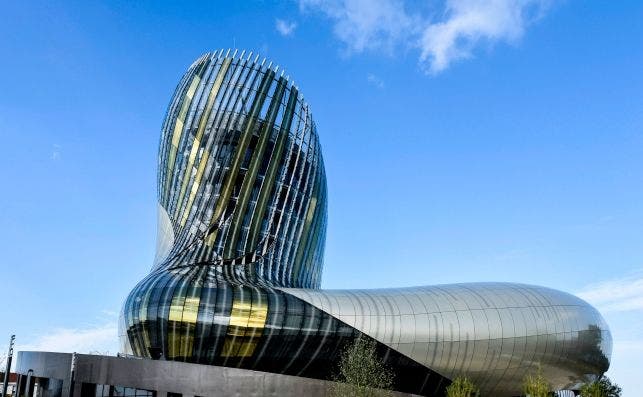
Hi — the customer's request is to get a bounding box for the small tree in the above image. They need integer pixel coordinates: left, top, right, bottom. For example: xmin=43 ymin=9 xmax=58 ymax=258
xmin=580 ymin=376 xmax=622 ymax=397
xmin=331 ymin=337 xmax=394 ymax=397
xmin=446 ymin=376 xmax=479 ymax=397
xmin=522 ymin=365 xmax=550 ymax=397
xmin=581 ymin=382 xmax=604 ymax=397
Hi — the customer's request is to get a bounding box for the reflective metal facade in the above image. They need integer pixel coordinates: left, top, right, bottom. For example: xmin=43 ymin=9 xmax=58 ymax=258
xmin=121 ymin=266 xmax=449 ymax=396
xmin=154 ymin=49 xmax=327 ymax=288
xmin=284 ymin=283 xmax=611 ymax=396
xmin=121 ymin=50 xmax=611 ymax=396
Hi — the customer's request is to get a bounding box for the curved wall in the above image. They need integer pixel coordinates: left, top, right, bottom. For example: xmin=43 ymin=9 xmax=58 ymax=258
xmin=154 ymin=50 xmax=327 ymax=288
xmin=284 ymin=282 xmax=611 ymax=395
xmin=121 ymin=266 xmax=450 ymax=396
xmin=120 ymin=50 xmax=612 ymax=397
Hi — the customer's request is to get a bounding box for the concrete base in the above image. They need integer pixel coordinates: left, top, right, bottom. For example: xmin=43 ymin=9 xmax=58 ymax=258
xmin=16 ymin=351 xmax=420 ymax=397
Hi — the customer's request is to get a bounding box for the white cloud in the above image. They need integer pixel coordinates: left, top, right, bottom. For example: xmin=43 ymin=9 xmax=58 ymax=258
xmin=275 ymin=19 xmax=298 ymax=37
xmin=613 ymin=339 xmax=643 ymax=352
xmin=299 ymin=0 xmax=554 ymax=73
xmin=300 ymin=0 xmax=416 ymax=53
xmin=420 ymin=0 xmax=550 ymax=74
xmin=577 ymin=274 xmax=643 ymax=396
xmin=606 ymin=338 xmax=643 ymax=397
xmin=18 ymin=323 xmax=118 ymax=355
xmin=51 ymin=144 xmax=61 ymax=160
xmin=577 ymin=272 xmax=643 ymax=313
xmin=0 ymin=322 xmax=119 ymax=370
xmin=367 ymin=73 xmax=385 ymax=89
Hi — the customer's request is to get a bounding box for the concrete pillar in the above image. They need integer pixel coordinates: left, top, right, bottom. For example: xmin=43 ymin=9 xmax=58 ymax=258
xmin=14 ymin=375 xmax=22 ymax=397
xmin=60 ymin=379 xmax=72 ymax=397
xmin=25 ymin=372 xmax=34 ymax=397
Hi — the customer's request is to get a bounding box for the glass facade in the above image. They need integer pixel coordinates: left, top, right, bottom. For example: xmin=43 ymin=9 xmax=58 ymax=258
xmin=151 ymin=50 xmax=327 ymax=288
xmin=120 ymin=50 xmax=611 ymax=396
xmin=121 ymin=267 xmax=448 ymax=395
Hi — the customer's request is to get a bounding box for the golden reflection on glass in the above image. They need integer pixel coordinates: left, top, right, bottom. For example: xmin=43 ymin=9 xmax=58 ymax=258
xmin=164 ymin=74 xmax=202 ymax=202
xmin=182 ymin=296 xmax=200 ymax=323
xmin=177 ymin=59 xmax=232 ymax=226
xmin=168 ymin=293 xmax=201 ymax=359
xmin=221 ymin=291 xmax=267 ymax=358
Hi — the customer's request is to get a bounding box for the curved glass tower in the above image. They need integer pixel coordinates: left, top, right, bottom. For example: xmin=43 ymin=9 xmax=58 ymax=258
xmin=121 ymin=50 xmax=611 ymax=396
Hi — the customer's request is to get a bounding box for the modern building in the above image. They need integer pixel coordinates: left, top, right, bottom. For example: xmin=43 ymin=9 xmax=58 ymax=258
xmin=0 ymin=372 xmax=17 ymax=396
xmin=16 ymin=50 xmax=612 ymax=397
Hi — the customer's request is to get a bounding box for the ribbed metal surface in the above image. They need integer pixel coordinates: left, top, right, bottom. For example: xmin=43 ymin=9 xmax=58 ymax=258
xmin=283 ymin=282 xmax=611 ymax=395
xmin=120 ymin=266 xmax=450 ymax=396
xmin=154 ymin=50 xmax=327 ymax=288
xmin=120 ymin=50 xmax=612 ymax=397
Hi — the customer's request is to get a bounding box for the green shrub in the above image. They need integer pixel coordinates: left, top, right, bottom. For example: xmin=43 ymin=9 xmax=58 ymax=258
xmin=522 ymin=366 xmax=550 ymax=397
xmin=580 ymin=376 xmax=622 ymax=397
xmin=446 ymin=376 xmax=479 ymax=397
xmin=330 ymin=337 xmax=394 ymax=397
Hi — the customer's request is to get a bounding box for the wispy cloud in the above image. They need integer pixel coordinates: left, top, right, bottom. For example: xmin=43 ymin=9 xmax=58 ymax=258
xmin=613 ymin=339 xmax=643 ymax=352
xmin=606 ymin=337 xmax=643 ymax=397
xmin=51 ymin=144 xmax=61 ymax=160
xmin=300 ymin=0 xmax=416 ymax=53
xmin=1 ymin=324 xmax=117 ymax=371
xmin=577 ymin=272 xmax=643 ymax=313
xmin=275 ymin=19 xmax=298 ymax=37
xmin=367 ymin=73 xmax=385 ymax=89
xmin=419 ymin=0 xmax=550 ymax=74
xmin=17 ymin=323 xmax=118 ymax=354
xmin=577 ymin=272 xmax=643 ymax=394
xmin=300 ymin=0 xmax=554 ymax=74
xmin=0 ymin=314 xmax=119 ymax=370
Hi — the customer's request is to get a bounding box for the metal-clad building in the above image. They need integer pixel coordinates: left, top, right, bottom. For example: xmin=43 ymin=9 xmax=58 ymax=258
xmin=16 ymin=50 xmax=611 ymax=397
xmin=118 ymin=50 xmax=611 ymax=396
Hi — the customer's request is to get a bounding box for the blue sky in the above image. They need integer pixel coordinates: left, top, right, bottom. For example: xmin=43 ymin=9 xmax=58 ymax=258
xmin=1 ymin=0 xmax=642 ymax=394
